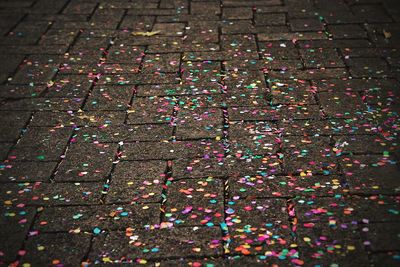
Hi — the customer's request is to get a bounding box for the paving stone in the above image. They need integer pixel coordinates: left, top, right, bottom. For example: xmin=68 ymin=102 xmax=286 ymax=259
xmin=152 ymin=23 xmax=185 ymax=36
xmin=10 ymin=56 xmax=60 ymax=85
xmin=223 ymin=7 xmax=253 ymax=20
xmin=282 ymin=136 xmax=338 ymax=175
xmin=122 ymin=140 xmax=224 ymax=161
xmin=0 ymin=21 xmax=48 ymax=45
xmin=269 ymin=68 xmax=349 ymax=80
xmin=255 ymin=25 xmax=290 ymax=34
xmin=365 ymin=23 xmax=400 ymax=48
xmin=259 ymin=41 xmax=299 ymax=60
xmin=312 ymin=78 xmax=396 ymax=93
xmin=0 ymin=85 xmax=46 ymax=98
xmin=106 ymin=160 xmax=166 ymax=204
xmin=224 ymin=71 xmax=267 ymax=93
xmin=320 ymin=10 xmax=364 ymax=24
xmin=0 ymin=143 xmax=12 ymax=161
xmin=69 ymin=37 xmax=109 ymax=55
xmin=0 ymin=97 xmax=83 ymax=111
xmin=295 ymin=195 xmax=400 ymax=224
xmin=297 ymin=225 xmax=370 ymax=266
xmin=127 ymin=97 xmax=175 ymax=124
xmin=106 ymin=46 xmax=144 ymax=64
xmin=185 ymin=21 xmax=219 ymax=43
xmin=228 ymin=105 xmax=320 ymax=121
xmin=30 ymin=110 xmax=125 ymax=127
xmin=89 ymin=227 xmax=223 ymax=262
xmin=346 ymin=57 xmax=391 ymax=78
xmin=362 ymin=223 xmax=400 ymax=251
xmin=173 ymin=157 xmax=229 ymax=179
xmin=0 ymin=161 xmax=57 ymax=182
xmin=269 ymin=80 xmax=316 ymax=104
xmin=318 ymin=91 xmax=366 ymax=118
xmin=8 ymin=127 xmax=72 ymax=161
xmin=159 ymin=256 xmax=291 ymax=266
xmin=222 ymin=34 xmax=259 ymax=59
xmin=84 ymin=85 xmax=134 ymax=111
xmin=299 ymin=48 xmax=345 ymax=68
xmin=0 ymin=205 xmax=35 ymax=264
xmin=227 ymin=151 xmax=281 ymax=173
xmin=0 ymin=111 xmax=31 ymax=142
xmin=230 ymin=221 xmax=293 ymax=256
xmin=0 ymin=182 xmax=103 ymax=206
xmin=34 ymin=203 xmax=161 ymax=232
xmin=54 ymin=143 xmax=117 ymax=182
xmin=74 ymin=124 xmax=173 ymax=143
xmin=175 ymin=108 xmax=224 ymax=139
xmin=298 ymin=39 xmax=373 ymax=48
xmin=191 ymin=2 xmax=221 ymax=15
xmin=340 ymin=155 xmax=400 ymax=194
xmin=163 ymin=177 xmax=224 ymax=226
xmin=176 ymin=92 xmax=270 ymax=108
xmin=255 ymin=13 xmax=286 ymax=25
xmin=229 ymin=121 xmax=279 ymax=157
xmin=258 ymin=32 xmax=327 ymax=41
xmin=351 ymin=4 xmax=393 ymax=23
xmin=119 ymin=16 xmax=155 ymax=31
xmin=222 ymin=20 xmax=257 ymax=35
xmin=329 ymin=24 xmax=368 ymax=39
xmin=0 ymin=55 xmax=24 ymax=83
xmin=44 ymin=74 xmax=92 ymax=98
xmin=277 ymin=118 xmax=376 ymax=136
xmin=290 ymin=18 xmax=324 ymax=32
xmin=38 ymin=29 xmax=78 ymax=45
xmin=370 ymin=252 xmax=400 ymax=267
xmin=142 ymin=53 xmax=181 ymax=73
xmin=182 ymin=61 xmax=222 ymax=85
xmin=336 ymin=133 xmax=399 ymax=154
xmin=20 ymin=233 xmax=91 ymax=266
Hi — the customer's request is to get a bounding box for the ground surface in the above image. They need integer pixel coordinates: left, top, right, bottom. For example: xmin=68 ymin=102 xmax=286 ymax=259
xmin=0 ymin=0 xmax=400 ymax=266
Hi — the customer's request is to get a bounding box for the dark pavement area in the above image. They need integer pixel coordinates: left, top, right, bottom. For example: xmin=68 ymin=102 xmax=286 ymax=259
xmin=0 ymin=0 xmax=400 ymax=266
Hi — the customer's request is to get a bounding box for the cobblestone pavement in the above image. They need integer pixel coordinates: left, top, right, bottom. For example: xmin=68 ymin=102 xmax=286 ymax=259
xmin=0 ymin=0 xmax=400 ymax=266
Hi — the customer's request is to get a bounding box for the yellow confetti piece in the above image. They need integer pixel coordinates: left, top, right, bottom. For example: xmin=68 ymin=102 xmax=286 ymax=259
xmin=132 ymin=30 xmax=161 ymax=37
xmin=102 ymin=257 xmax=112 ymax=263
xmin=383 ymin=29 xmax=392 ymax=39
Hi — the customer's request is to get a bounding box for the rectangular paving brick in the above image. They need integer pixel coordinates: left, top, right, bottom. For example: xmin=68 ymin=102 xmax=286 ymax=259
xmin=21 ymin=233 xmax=91 ymax=266
xmin=106 ymin=160 xmax=166 ymax=204
xmin=89 ymin=227 xmax=223 ymax=262
xmin=122 ymin=140 xmax=224 ymax=161
xmin=175 ymin=108 xmax=224 ymax=139
xmin=54 ymin=143 xmax=118 ymax=182
xmin=0 ymin=111 xmax=31 ymax=142
xmin=163 ymin=177 xmax=224 ymax=226
xmin=0 ymin=161 xmax=57 ymax=182
xmin=34 ymin=203 xmax=160 ymax=232
xmin=0 ymin=182 xmax=103 ymax=206
xmin=8 ymin=127 xmax=72 ymax=161
xmin=127 ymin=97 xmax=175 ymax=124
xmin=84 ymin=85 xmax=134 ymax=111
xmin=282 ymin=136 xmax=338 ymax=175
